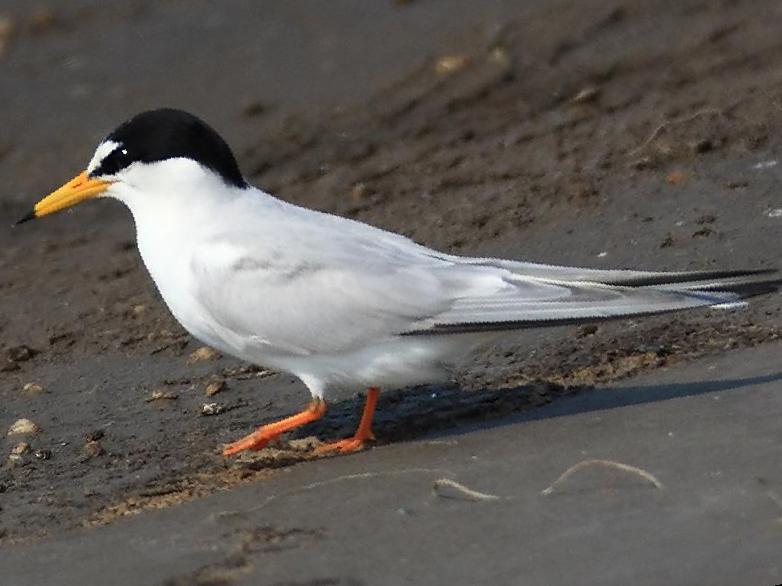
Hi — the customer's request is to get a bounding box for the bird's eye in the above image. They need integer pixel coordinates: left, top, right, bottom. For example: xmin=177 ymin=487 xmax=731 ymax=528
xmin=94 ymin=147 xmax=132 ymax=176
xmin=114 ymin=148 xmax=130 ymax=163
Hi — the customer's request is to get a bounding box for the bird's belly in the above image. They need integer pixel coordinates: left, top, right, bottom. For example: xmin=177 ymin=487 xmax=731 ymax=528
xmin=263 ymin=333 xmax=493 ymax=394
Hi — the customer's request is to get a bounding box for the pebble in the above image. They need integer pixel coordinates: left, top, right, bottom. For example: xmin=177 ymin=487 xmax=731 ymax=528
xmin=188 ymin=346 xmax=220 ymax=363
xmin=570 ymin=86 xmax=600 ymax=105
xmin=10 ymin=442 xmax=30 ymax=456
xmin=435 ymin=54 xmax=470 ymax=75
xmin=83 ymin=440 xmax=105 ymax=459
xmin=201 ymin=402 xmax=224 ymax=416
xmin=205 ymin=378 xmax=226 ymax=397
xmin=7 ymin=418 xmax=40 ymax=436
xmin=6 ymin=454 xmax=23 ymax=468
xmin=22 ymin=382 xmax=44 ymax=394
xmin=145 ymin=389 xmax=177 ymax=402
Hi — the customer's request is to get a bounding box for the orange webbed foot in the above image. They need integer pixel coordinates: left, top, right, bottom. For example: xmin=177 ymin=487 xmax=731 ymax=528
xmin=222 ymin=399 xmax=326 ymax=456
xmin=314 ymin=430 xmax=375 ymax=455
xmin=314 ymin=387 xmax=380 ymax=456
xmin=222 ymin=429 xmax=277 ymax=455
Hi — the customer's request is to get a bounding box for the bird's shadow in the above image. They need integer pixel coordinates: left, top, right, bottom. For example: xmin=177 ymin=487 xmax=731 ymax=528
xmin=297 ymin=370 xmax=782 ymax=443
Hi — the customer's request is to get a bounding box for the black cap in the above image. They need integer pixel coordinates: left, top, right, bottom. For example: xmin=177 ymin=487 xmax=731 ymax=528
xmin=92 ymin=108 xmax=247 ymax=188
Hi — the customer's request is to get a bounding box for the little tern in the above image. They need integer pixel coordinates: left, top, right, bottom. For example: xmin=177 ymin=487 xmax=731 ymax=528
xmin=17 ymin=109 xmax=781 ymax=456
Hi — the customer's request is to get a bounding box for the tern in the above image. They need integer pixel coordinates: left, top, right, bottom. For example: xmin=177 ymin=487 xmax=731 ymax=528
xmin=17 ymin=109 xmax=780 ymax=456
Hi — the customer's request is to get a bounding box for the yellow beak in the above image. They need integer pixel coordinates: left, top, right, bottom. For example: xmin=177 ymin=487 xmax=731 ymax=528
xmin=17 ymin=171 xmax=110 ymax=224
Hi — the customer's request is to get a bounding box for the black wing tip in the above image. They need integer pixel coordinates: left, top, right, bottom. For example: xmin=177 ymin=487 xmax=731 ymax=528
xmin=611 ymin=268 xmax=778 ymax=288
xmin=14 ymin=210 xmax=36 ymax=226
xmin=699 ymin=278 xmax=782 ymax=300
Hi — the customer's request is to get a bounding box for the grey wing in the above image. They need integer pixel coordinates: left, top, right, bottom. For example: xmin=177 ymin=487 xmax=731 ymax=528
xmin=404 ymin=260 xmax=781 ymax=335
xmin=189 ymin=235 xmax=455 ymax=356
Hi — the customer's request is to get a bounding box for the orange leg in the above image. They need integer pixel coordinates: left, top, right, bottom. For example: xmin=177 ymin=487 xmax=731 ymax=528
xmin=223 ymin=399 xmax=326 ymax=455
xmin=315 ymin=387 xmax=379 ymax=455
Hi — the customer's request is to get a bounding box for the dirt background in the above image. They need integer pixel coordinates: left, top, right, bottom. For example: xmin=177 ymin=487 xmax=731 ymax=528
xmin=1 ymin=0 xmax=782 ymax=582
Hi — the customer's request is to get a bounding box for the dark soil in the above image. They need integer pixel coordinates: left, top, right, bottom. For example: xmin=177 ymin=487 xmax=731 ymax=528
xmin=2 ymin=0 xmax=782 ymax=546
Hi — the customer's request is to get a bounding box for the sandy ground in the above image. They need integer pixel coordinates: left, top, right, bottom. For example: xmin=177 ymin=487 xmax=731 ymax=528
xmin=2 ymin=1 xmax=782 ymax=584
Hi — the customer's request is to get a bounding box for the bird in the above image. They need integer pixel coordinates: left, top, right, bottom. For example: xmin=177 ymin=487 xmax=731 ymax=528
xmin=17 ymin=108 xmax=781 ymax=456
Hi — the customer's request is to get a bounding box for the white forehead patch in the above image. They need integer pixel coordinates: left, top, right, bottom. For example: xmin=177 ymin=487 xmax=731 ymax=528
xmin=86 ymin=140 xmax=121 ymax=174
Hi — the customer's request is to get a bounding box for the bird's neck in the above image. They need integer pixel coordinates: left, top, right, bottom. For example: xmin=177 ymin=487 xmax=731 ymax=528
xmin=115 ymin=176 xmax=244 ymax=283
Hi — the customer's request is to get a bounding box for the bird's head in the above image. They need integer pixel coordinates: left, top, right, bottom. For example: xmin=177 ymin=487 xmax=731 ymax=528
xmin=17 ymin=108 xmax=247 ymax=224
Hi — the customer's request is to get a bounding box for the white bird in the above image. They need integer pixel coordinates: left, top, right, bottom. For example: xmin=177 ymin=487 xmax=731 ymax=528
xmin=18 ymin=109 xmax=780 ymax=456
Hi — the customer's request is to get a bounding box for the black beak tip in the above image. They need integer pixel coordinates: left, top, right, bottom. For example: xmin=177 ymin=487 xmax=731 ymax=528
xmin=14 ymin=210 xmax=36 ymax=226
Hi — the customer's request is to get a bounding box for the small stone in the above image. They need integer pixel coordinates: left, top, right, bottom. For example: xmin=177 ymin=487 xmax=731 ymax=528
xmin=83 ymin=440 xmax=105 ymax=459
xmin=131 ymin=304 xmax=147 ymax=315
xmin=22 ymin=382 xmax=44 ymax=395
xmin=6 ymin=454 xmax=24 ymax=468
xmin=201 ymin=402 xmax=224 ymax=416
xmin=10 ymin=442 xmax=30 ymax=456
xmin=570 ymin=86 xmax=600 ymax=104
xmin=34 ymin=449 xmax=52 ymax=460
xmin=205 ymin=377 xmax=226 ymax=397
xmin=435 ymin=55 xmax=470 ymax=75
xmin=188 ymin=346 xmax=220 ymax=363
xmin=7 ymin=418 xmax=40 ymax=436
xmin=145 ymin=389 xmax=177 ymax=402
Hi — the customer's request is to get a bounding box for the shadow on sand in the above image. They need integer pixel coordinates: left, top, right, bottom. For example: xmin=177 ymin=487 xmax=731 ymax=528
xmin=299 ymin=371 xmax=782 ymax=443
